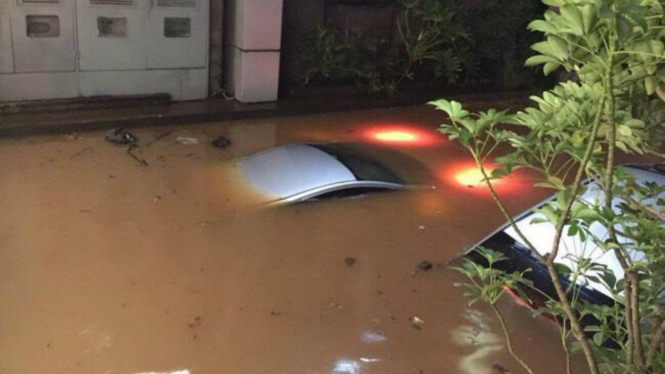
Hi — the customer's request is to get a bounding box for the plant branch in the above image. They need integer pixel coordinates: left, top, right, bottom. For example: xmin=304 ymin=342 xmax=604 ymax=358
xmin=475 ymin=159 xmax=541 ymax=259
xmin=490 ymin=303 xmax=536 ymax=374
xmin=647 ymin=318 xmax=665 ymax=366
xmin=603 ymin=62 xmax=646 ymax=371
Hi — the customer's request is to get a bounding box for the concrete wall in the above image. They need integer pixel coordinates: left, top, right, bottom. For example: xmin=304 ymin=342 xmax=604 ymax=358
xmin=226 ymin=0 xmax=284 ymax=103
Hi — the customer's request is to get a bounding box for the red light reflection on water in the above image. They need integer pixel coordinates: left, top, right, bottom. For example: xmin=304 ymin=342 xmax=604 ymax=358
xmin=364 ymin=126 xmax=440 ymax=146
xmin=445 ymin=162 xmax=523 ymax=194
xmin=374 ymin=130 xmax=418 ymax=142
xmin=454 ymin=167 xmax=502 ymax=187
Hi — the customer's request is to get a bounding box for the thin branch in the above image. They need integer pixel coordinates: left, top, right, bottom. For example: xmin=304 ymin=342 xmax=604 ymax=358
xmin=562 ymin=326 xmax=574 ymax=374
xmin=647 ymin=149 xmax=665 ymax=159
xmin=647 ymin=318 xmax=665 ymax=366
xmin=477 ymin=160 xmax=541 ymax=259
xmin=630 ymin=271 xmax=646 ymax=370
xmin=623 ymin=195 xmax=665 ymax=223
xmin=490 ymin=304 xmax=536 ymax=374
xmin=604 ymin=63 xmax=645 ymax=371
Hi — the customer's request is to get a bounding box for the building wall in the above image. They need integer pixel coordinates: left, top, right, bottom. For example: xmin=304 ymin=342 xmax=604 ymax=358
xmin=0 ymin=0 xmax=210 ymax=103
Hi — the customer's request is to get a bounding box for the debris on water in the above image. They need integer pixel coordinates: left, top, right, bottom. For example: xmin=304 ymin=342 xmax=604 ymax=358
xmin=187 ymin=316 xmax=203 ymax=329
xmin=418 ymin=225 xmax=426 ymax=230
xmin=409 ymin=316 xmax=424 ymax=330
xmin=105 ymin=128 xmax=138 ymax=145
xmin=153 ymin=195 xmax=162 ymax=202
xmin=492 ymin=364 xmax=511 ymax=374
xmin=127 ymin=144 xmax=148 ymax=167
xmin=211 ymin=136 xmax=232 ymax=149
xmin=344 ymin=257 xmax=356 ymax=267
xmin=417 ymin=260 xmax=433 ymax=271
xmin=329 ymin=302 xmax=344 ymax=310
xmin=64 ymin=132 xmax=80 ymax=141
xmin=146 ymin=130 xmax=173 ymax=147
xmin=69 ymin=146 xmax=93 ymax=160
xmin=175 ymin=136 xmax=199 ymax=145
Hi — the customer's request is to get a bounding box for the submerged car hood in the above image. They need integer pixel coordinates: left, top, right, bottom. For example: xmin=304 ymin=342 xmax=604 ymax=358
xmin=240 ymin=144 xmax=356 ymax=199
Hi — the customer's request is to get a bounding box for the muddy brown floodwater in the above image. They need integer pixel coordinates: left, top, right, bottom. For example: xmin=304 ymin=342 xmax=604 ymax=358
xmin=0 ymin=106 xmax=587 ymax=374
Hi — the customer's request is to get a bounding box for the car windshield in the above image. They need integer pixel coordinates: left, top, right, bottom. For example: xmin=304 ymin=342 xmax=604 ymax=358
xmin=502 ymin=166 xmax=665 ymax=297
xmin=312 ymin=144 xmax=403 ymax=185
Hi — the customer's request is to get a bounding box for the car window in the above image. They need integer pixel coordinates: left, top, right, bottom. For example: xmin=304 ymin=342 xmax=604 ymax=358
xmin=305 ymin=187 xmax=393 ymax=202
xmin=311 ymin=144 xmax=403 ymax=185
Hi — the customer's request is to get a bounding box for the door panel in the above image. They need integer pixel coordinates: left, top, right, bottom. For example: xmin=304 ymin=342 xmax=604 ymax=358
xmin=10 ymin=0 xmax=77 ymax=72
xmin=0 ymin=2 xmax=14 ymax=73
xmin=146 ymin=0 xmax=208 ymax=69
xmin=76 ymin=0 xmax=148 ymax=71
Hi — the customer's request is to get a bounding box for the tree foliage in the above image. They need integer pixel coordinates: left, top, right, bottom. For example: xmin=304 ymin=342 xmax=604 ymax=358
xmin=434 ymin=0 xmax=665 ymax=373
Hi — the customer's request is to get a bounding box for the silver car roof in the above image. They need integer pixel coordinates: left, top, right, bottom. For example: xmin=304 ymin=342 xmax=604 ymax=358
xmin=240 ymin=144 xmax=358 ymax=200
xmin=472 ymin=165 xmax=665 ymax=298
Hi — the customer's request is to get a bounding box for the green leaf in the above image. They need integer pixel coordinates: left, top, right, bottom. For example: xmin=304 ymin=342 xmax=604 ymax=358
xmin=543 ymin=61 xmax=562 ymax=76
xmin=560 ymin=5 xmax=585 ymax=36
xmin=449 ymin=101 xmax=470 ymax=122
xmin=528 ymin=20 xmax=558 ymax=34
xmin=580 ymin=4 xmax=597 ymax=35
xmin=546 ymin=176 xmax=565 ymax=190
xmin=616 ymin=15 xmax=633 ymax=42
xmin=549 ymin=36 xmax=569 ymax=60
xmin=553 ymin=262 xmax=573 ymax=275
xmin=525 ymin=54 xmax=559 ymax=67
xmin=593 ymin=332 xmax=604 ymax=346
xmin=542 ymin=0 xmax=563 ymax=6
xmin=567 ymin=224 xmax=579 ymax=237
xmin=531 ymin=41 xmax=560 ymax=60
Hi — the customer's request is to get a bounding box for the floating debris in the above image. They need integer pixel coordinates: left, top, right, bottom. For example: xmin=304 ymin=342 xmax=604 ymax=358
xmin=417 ymin=260 xmax=433 ymax=271
xmin=187 ymin=316 xmax=203 ymax=329
xmin=64 ymin=132 xmax=80 ymax=141
xmin=175 ymin=136 xmax=199 ymax=145
xmin=211 ymin=136 xmax=232 ymax=149
xmin=344 ymin=257 xmax=356 ymax=267
xmin=126 ymin=144 xmax=148 ymax=167
xmin=69 ymin=147 xmax=93 ymax=160
xmin=409 ymin=316 xmax=425 ymax=330
xmin=146 ymin=130 xmax=173 ymax=147
xmin=105 ymin=128 xmax=138 ymax=145
xmin=493 ymin=364 xmax=511 ymax=374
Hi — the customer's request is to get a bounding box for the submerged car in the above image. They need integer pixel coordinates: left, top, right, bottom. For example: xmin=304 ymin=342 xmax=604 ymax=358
xmin=238 ymin=142 xmax=434 ymax=205
xmin=468 ymin=164 xmax=665 ymax=306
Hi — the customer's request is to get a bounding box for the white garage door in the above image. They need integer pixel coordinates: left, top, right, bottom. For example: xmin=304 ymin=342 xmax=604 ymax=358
xmin=0 ymin=0 xmax=209 ymax=101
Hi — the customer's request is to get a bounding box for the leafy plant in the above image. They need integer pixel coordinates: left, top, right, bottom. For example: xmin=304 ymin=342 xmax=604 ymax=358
xmin=454 ymin=247 xmax=536 ymax=374
xmin=298 ymin=26 xmax=349 ymax=85
xmin=296 ymin=0 xmax=484 ymax=94
xmin=395 ymin=0 xmax=477 ymax=86
xmin=433 ymin=0 xmax=665 ymax=373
